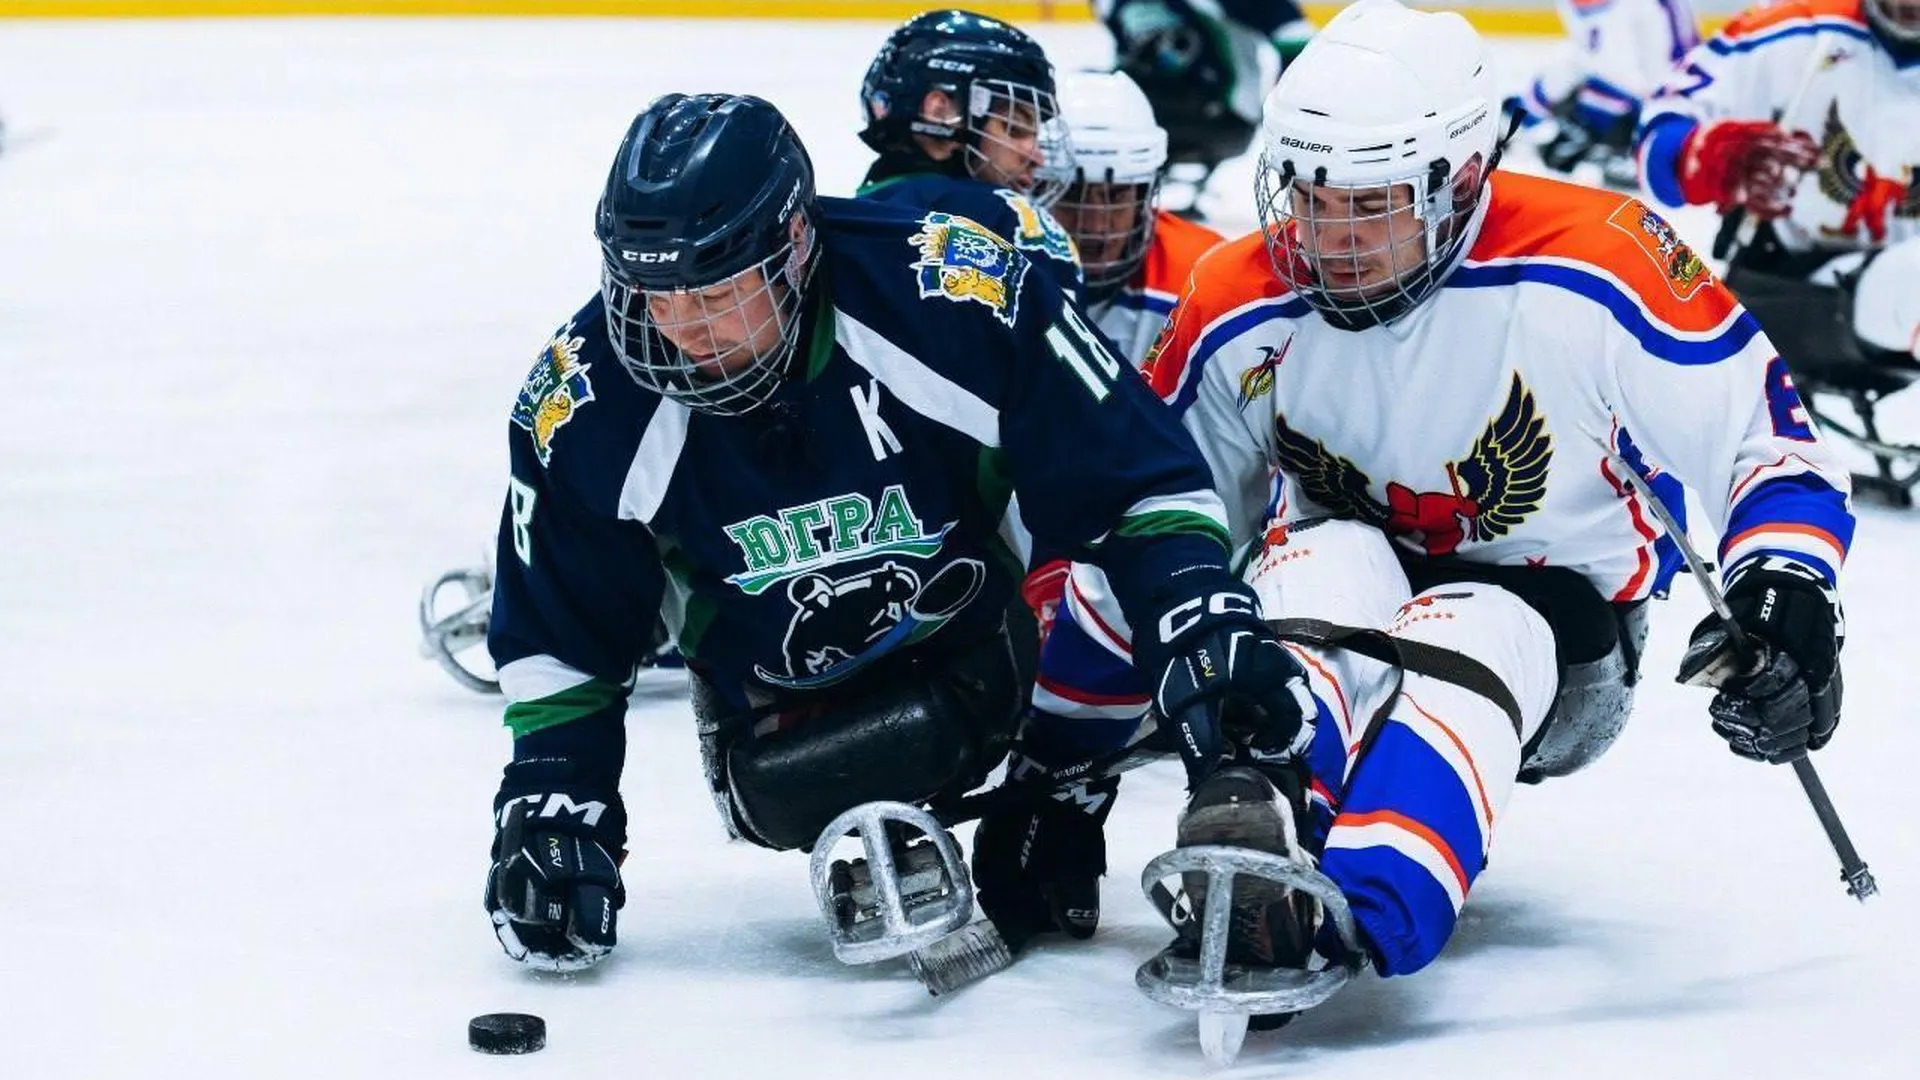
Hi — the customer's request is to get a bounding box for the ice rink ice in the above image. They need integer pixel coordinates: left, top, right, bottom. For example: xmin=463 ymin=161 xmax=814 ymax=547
xmin=2 ymin=15 xmax=1917 ymax=1078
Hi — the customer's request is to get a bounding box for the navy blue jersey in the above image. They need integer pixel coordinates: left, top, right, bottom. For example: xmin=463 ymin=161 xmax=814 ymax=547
xmin=857 ymin=164 xmax=1084 ymax=304
xmin=489 ymin=197 xmax=1227 ymax=743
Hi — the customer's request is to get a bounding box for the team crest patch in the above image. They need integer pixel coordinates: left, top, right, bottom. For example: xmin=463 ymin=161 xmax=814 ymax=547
xmin=995 ymin=190 xmax=1080 ymax=265
xmin=1608 ymin=202 xmax=1711 ymax=300
xmin=1237 ymin=337 xmax=1293 ymax=408
xmin=1272 ymin=372 xmax=1553 ymax=557
xmin=721 ymin=484 xmax=983 ymax=691
xmin=909 ymin=211 xmax=1025 ymax=326
xmin=511 ymin=327 xmax=596 ymax=466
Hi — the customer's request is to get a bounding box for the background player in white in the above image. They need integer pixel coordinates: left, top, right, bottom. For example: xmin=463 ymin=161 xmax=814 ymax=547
xmin=1047 ymin=69 xmax=1224 ymax=368
xmin=974 ymin=0 xmax=1856 ymax=1026
xmin=1636 ymin=0 xmax=1920 ymax=503
xmin=1506 ymin=0 xmax=1701 ymax=189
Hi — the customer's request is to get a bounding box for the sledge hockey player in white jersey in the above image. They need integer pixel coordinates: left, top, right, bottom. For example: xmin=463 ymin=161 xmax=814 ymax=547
xmin=1047 ymin=70 xmax=1225 ymax=368
xmin=478 ymin=93 xmax=1316 ymax=988
xmin=1507 ymin=0 xmax=1701 ymax=189
xmin=1636 ymin=0 xmax=1920 ymax=503
xmin=971 ymin=0 xmax=1855 ymax=1046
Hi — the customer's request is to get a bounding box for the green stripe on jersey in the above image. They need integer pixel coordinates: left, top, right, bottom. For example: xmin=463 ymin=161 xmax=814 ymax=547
xmin=504 ymin=678 xmax=628 ymax=738
xmin=1113 ymin=509 xmax=1230 ymax=549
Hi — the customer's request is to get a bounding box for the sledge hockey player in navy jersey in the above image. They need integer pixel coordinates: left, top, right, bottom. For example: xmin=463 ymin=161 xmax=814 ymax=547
xmin=971 ymin=0 xmax=1855 ymax=1052
xmin=1014 ymin=69 xmax=1223 ymax=643
xmin=1636 ymin=0 xmax=1920 ymax=503
xmin=479 ymin=92 xmax=1316 ymax=985
xmin=855 ymin=10 xmax=1085 ymax=299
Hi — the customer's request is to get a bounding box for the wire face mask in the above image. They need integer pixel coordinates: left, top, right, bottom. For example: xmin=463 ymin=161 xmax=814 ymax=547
xmin=964 ymin=79 xmax=1072 ymax=207
xmin=602 ymin=217 xmax=818 ymax=417
xmin=1052 ymin=178 xmax=1160 ymax=295
xmin=1255 ymin=155 xmax=1479 ymax=331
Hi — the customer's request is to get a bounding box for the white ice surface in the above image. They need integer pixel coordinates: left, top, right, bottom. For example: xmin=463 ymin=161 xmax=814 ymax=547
xmin=2 ymin=18 xmax=1917 ymax=1079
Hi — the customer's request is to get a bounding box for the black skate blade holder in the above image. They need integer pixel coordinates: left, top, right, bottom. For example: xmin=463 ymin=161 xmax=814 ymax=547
xmin=418 ymin=565 xmax=499 ymax=694
xmin=807 ymin=801 xmax=975 ymax=965
xmin=1135 ymin=845 xmax=1365 ymax=1016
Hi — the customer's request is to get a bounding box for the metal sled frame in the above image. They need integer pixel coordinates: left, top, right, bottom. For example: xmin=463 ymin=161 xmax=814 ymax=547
xmin=1135 ymin=845 xmax=1365 ymax=1016
xmin=808 ymin=801 xmax=974 ymax=966
xmin=417 ymin=566 xmax=498 ymax=694
xmin=1805 ymin=389 xmax=1920 ymax=507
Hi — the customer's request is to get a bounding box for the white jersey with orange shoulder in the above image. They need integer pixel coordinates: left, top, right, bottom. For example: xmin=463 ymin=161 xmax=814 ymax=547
xmin=1639 ymin=0 xmax=1920 ymax=256
xmin=1144 ymin=0 xmax=1853 ymax=604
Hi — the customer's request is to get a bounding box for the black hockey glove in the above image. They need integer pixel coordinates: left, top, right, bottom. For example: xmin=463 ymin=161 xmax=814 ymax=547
xmin=485 ymin=760 xmax=627 ymax=971
xmin=1135 ymin=571 xmax=1317 ymax=788
xmin=970 ymin=749 xmax=1119 ymax=953
xmin=1677 ymin=562 xmax=1842 ymax=764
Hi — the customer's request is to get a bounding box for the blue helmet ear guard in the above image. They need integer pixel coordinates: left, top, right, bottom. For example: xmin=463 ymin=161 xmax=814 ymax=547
xmin=594 ymin=94 xmax=820 ymax=416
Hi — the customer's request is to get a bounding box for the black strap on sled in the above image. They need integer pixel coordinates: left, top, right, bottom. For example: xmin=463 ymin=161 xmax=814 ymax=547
xmin=1268 ymin=617 xmax=1524 ymax=760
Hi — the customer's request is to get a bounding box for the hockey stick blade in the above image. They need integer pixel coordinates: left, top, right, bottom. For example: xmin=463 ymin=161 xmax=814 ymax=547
xmin=909 ymin=920 xmax=1015 ymax=996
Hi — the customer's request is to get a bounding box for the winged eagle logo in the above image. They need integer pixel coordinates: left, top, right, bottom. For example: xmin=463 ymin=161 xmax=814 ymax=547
xmin=1271 ymin=372 xmax=1554 ymax=556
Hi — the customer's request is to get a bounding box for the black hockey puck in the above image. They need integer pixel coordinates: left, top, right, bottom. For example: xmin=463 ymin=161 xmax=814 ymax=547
xmin=468 ymin=1012 xmax=546 ymax=1054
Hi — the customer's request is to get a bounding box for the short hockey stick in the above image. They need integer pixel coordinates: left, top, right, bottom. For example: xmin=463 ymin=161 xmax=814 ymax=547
xmin=1601 ymin=444 xmax=1876 ymax=901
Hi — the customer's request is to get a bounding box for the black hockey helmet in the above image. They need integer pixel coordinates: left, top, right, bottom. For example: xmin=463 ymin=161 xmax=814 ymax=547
xmin=1865 ymin=0 xmax=1920 ymax=51
xmin=858 ymin=9 xmax=1070 ymax=203
xmin=595 ymin=93 xmax=819 ymax=416
xmin=1110 ymin=10 xmax=1257 ymax=171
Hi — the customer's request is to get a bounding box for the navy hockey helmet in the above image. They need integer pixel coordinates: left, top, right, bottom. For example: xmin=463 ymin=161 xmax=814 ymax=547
xmin=596 ymin=93 xmax=820 ymax=416
xmin=859 ymin=9 xmax=1071 ymax=204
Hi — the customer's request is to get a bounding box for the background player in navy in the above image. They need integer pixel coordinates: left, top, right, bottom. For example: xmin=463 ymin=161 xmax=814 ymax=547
xmin=855 ymin=9 xmax=1084 ymax=298
xmin=480 ymin=92 xmax=1314 ymax=972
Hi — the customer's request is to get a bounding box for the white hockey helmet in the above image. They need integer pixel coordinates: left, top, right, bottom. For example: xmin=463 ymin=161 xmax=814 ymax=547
xmin=1253 ymin=0 xmax=1501 ymax=330
xmin=1049 ymin=70 xmax=1170 ymax=296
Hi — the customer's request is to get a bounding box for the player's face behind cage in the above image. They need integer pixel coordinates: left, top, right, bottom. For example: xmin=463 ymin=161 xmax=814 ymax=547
xmin=1257 ymin=155 xmax=1483 ymax=329
xmin=602 ymin=212 xmax=817 ymax=417
xmin=1052 ymin=178 xmax=1158 ymax=292
xmin=942 ymin=82 xmax=1071 ymax=206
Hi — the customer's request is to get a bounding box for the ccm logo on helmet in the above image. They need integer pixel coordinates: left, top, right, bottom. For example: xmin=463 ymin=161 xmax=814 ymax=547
xmin=1278 ymin=136 xmax=1333 ymax=154
xmin=926 ymin=58 xmax=975 ymax=73
xmin=622 ymin=250 xmax=680 ymax=264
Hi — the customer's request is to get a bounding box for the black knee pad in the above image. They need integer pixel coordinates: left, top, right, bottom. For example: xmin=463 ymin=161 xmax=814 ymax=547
xmin=695 ymin=630 xmax=1025 ymax=852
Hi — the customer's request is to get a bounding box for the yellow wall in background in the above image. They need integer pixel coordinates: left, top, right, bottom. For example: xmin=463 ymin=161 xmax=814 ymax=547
xmin=0 ymin=1 xmax=1730 ymax=36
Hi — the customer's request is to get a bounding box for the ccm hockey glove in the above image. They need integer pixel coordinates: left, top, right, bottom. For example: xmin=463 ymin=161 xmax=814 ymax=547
xmin=1677 ymin=119 xmax=1820 ymax=219
xmin=485 ymin=759 xmax=627 ymax=971
xmin=1134 ymin=569 xmax=1318 ymax=788
xmin=1678 ymin=561 xmax=1842 ymax=764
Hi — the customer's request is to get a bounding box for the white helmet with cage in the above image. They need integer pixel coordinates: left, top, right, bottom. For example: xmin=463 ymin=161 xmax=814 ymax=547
xmin=1254 ymin=0 xmax=1501 ymax=330
xmin=1051 ymin=70 xmax=1170 ymax=296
